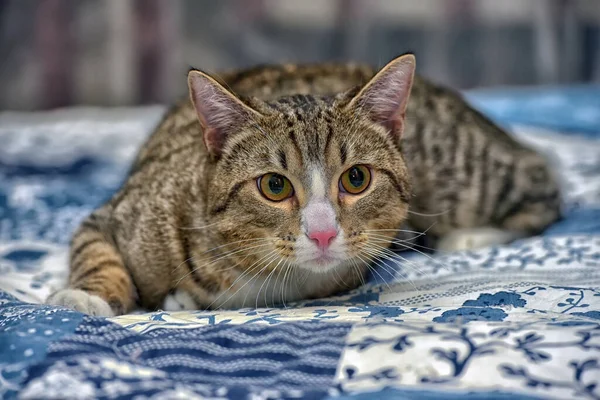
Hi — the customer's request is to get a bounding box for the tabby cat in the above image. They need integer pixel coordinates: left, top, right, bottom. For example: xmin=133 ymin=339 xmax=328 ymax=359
xmin=47 ymin=54 xmax=561 ymax=316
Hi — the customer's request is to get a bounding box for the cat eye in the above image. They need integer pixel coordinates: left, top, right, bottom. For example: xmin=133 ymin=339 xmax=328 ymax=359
xmin=258 ymin=173 xmax=294 ymax=202
xmin=339 ymin=165 xmax=371 ymax=194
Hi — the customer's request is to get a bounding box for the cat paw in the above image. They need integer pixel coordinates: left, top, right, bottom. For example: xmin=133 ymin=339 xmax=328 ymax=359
xmin=46 ymin=289 xmax=115 ymax=317
xmin=162 ymin=289 xmax=197 ymax=311
xmin=436 ymin=228 xmax=523 ymax=252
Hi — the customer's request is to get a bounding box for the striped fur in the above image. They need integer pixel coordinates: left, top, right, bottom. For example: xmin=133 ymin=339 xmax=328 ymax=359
xmin=47 ymin=54 xmax=561 ymax=316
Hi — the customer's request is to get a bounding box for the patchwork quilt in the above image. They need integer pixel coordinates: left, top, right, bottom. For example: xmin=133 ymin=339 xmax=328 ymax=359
xmin=1 ymin=86 xmax=600 ymax=399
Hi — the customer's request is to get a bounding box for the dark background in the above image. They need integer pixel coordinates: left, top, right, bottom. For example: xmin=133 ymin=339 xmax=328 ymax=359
xmin=1 ymin=0 xmax=599 ymax=111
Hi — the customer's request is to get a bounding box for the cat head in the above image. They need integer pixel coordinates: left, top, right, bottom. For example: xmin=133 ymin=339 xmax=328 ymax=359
xmin=188 ymin=54 xmax=415 ymax=276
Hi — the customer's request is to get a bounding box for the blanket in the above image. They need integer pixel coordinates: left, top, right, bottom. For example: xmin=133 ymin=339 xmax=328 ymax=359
xmin=1 ymin=87 xmax=600 ymax=399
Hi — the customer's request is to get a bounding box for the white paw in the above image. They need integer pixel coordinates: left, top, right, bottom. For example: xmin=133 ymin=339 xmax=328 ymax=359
xmin=46 ymin=289 xmax=114 ymax=317
xmin=162 ymin=289 xmax=197 ymax=311
xmin=436 ymin=228 xmax=523 ymax=252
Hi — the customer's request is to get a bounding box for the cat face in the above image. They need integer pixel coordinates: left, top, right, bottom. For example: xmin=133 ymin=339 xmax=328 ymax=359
xmin=188 ymin=55 xmax=415 ymax=276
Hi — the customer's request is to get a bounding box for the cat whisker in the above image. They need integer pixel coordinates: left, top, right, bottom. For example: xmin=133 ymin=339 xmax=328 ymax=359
xmin=365 ymin=233 xmax=428 ymax=252
xmin=300 ymin=260 xmax=361 ymax=310
xmin=223 ymin=251 xmax=280 ymax=300
xmin=408 ymin=208 xmax=455 ymax=217
xmin=172 ymin=237 xmax=278 ymax=275
xmin=272 ymin=256 xmax=288 ymax=308
xmin=194 ymin=241 xmax=275 ymax=270
xmin=172 ymin=242 xmax=273 ymax=282
xmin=368 ymin=241 xmax=428 ymax=273
xmin=329 ymin=269 xmax=344 ymax=297
xmin=369 ymin=234 xmax=446 ymax=255
xmin=363 ymin=242 xmax=429 ymax=278
xmin=368 ymin=233 xmax=437 ymax=257
xmin=179 ymin=221 xmax=221 ymax=230
xmin=259 ymin=256 xmax=284 ymax=309
xmin=205 ymin=250 xmax=279 ymax=310
xmin=286 ymin=261 xmax=297 ymax=305
xmin=363 ymin=264 xmax=391 ymax=292
xmin=271 ymin=259 xmax=287 ymax=308
xmin=196 ymin=237 xmax=278 ymax=257
xmin=278 ymin=258 xmax=295 ymax=309
xmin=279 ymin=259 xmax=293 ymax=309
xmin=364 ymin=221 xmax=437 ymax=237
xmin=378 ymin=258 xmax=421 ymax=294
xmin=350 ymin=258 xmax=367 ymax=287
xmin=241 ymin=253 xmax=281 ymax=309
xmin=379 ymin=235 xmax=438 ymax=252
xmin=210 ymin=246 xmax=277 ymax=273
xmin=358 ymin=246 xmax=421 ymax=293
xmin=172 ymin=255 xmax=197 ymax=277
xmin=174 ymin=244 xmax=274 ymax=290
xmin=354 ymin=252 xmax=392 ymax=292
xmin=360 ymin=246 xmax=408 ymax=278
xmin=332 ymin=266 xmax=350 ymax=291
xmin=368 ymin=236 xmax=452 ymax=273
xmin=299 ymin=266 xmax=312 ymax=287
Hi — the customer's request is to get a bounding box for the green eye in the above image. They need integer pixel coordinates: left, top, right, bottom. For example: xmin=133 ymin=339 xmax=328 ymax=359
xmin=340 ymin=165 xmax=371 ymax=194
xmin=258 ymin=173 xmax=294 ymax=201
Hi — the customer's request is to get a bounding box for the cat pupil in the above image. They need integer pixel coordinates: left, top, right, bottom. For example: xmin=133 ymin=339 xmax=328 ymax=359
xmin=269 ymin=175 xmax=285 ymax=194
xmin=349 ymin=167 xmax=364 ymax=187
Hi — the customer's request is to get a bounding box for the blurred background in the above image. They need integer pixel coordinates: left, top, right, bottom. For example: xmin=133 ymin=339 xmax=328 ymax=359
xmin=0 ymin=0 xmax=599 ymax=111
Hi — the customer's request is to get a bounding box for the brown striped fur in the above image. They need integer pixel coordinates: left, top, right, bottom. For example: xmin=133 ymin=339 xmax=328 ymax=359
xmin=47 ymin=54 xmax=561 ymax=316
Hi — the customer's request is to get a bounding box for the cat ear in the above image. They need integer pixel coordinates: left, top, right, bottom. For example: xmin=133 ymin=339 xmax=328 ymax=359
xmin=188 ymin=70 xmax=261 ymax=157
xmin=347 ymin=54 xmax=415 ymax=139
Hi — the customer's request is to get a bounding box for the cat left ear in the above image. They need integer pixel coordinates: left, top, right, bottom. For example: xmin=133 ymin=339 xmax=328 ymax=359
xmin=347 ymin=54 xmax=415 ymax=140
xmin=188 ymin=70 xmax=262 ymax=157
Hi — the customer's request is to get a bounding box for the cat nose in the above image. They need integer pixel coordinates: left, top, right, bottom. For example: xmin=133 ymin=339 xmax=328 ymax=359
xmin=308 ymin=230 xmax=338 ymax=250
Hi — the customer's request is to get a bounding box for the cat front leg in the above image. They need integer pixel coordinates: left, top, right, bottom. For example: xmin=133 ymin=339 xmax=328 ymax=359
xmin=46 ymin=211 xmax=136 ymax=316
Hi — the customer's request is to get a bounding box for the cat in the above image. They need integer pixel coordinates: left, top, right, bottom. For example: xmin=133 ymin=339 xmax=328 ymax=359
xmin=46 ymin=54 xmax=561 ymax=316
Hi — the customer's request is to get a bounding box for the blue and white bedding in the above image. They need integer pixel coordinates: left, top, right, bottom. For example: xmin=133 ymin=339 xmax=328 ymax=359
xmin=1 ymin=87 xmax=600 ymax=400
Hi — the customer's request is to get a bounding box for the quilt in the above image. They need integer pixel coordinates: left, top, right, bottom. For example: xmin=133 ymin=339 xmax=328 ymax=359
xmin=1 ymin=86 xmax=600 ymax=399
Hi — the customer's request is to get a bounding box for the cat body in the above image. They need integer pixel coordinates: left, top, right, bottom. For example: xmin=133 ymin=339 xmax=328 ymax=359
xmin=47 ymin=55 xmax=561 ymax=316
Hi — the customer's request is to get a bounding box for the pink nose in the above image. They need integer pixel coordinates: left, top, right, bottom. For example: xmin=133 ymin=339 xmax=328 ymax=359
xmin=308 ymin=230 xmax=338 ymax=250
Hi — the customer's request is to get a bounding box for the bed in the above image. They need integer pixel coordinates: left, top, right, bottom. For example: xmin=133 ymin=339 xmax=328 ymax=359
xmin=1 ymin=86 xmax=599 ymax=399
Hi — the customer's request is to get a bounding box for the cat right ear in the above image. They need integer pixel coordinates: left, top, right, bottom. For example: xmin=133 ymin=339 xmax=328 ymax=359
xmin=188 ymin=70 xmax=261 ymax=157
